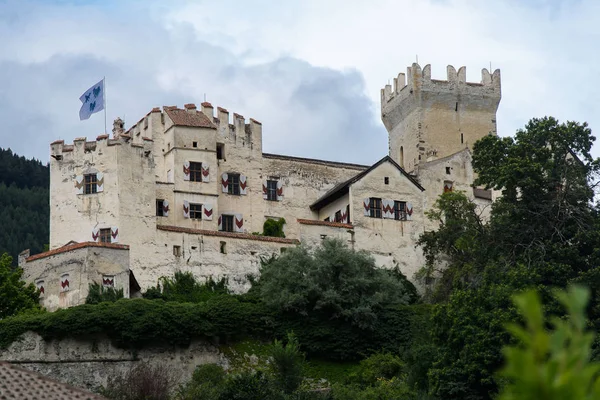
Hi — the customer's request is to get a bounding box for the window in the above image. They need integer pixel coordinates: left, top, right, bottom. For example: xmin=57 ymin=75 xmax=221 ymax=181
xmin=192 ymin=141 xmax=198 ymax=148
xmin=446 ymin=167 xmax=451 ymax=175
xmin=189 ymin=203 xmax=202 ymax=219
xmin=99 ymin=228 xmax=111 ymax=243
xmin=228 ymin=173 xmax=241 ymax=195
xmin=189 ymin=162 xmax=202 ymax=182
xmin=444 ymin=180 xmax=453 ymax=193
xmin=220 ymin=241 xmax=227 ymax=254
xmin=369 ymin=198 xmax=382 ymax=218
xmin=461 ymin=133 xmax=464 ymax=144
xmin=221 ymin=215 xmax=234 ymax=232
xmin=266 ymin=180 xmax=278 ymax=201
xmin=84 ymin=173 xmax=97 ymax=194
xmin=335 ymin=210 xmax=342 ymax=223
xmin=156 ymin=199 xmax=165 ymax=216
xmin=324 ymin=217 xmax=330 ymax=222
xmin=394 ymin=201 xmax=407 ymax=221
xmin=217 ymin=143 xmax=224 ymax=160
xmin=384 ymin=177 xmax=389 ymax=185
xmin=173 ymin=245 xmax=181 ymax=257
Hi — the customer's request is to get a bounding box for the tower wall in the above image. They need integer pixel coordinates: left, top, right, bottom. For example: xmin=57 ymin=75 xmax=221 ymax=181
xmin=381 ymin=63 xmax=501 ymax=172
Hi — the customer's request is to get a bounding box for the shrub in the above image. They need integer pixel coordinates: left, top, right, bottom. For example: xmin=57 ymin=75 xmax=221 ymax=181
xmin=347 ymin=352 xmax=404 ymax=387
xmin=176 ymin=363 xmax=226 ymax=400
xmin=86 ymin=282 xmax=124 ymax=304
xmin=101 ymin=362 xmax=178 ymax=400
xmin=263 ymin=218 xmax=286 ymax=238
xmin=143 ymin=271 xmax=228 ymax=303
xmin=269 ymin=333 xmax=306 ymax=394
xmin=219 ymin=370 xmax=278 ymax=400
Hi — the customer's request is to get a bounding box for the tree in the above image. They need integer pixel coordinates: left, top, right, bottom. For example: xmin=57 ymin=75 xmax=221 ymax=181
xmin=0 ymin=252 xmax=40 ymax=319
xmin=258 ymin=238 xmax=410 ymax=330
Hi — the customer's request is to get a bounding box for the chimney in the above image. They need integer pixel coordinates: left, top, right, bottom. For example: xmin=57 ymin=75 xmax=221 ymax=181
xmin=184 ymin=103 xmax=197 ymax=114
xmin=201 ymin=102 xmax=214 ymax=120
xmin=112 ymin=117 xmax=125 ymax=138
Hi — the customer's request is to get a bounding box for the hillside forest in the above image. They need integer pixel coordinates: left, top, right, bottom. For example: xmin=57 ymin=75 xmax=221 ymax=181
xmin=2 ymin=116 xmax=600 ymax=399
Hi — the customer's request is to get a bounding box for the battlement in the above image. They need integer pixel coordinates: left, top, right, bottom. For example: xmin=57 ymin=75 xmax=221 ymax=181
xmin=50 ymin=131 xmax=153 ymax=161
xmin=381 ymin=63 xmax=501 ymax=106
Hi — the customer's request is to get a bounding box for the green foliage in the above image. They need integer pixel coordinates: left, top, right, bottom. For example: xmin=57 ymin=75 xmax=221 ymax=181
xmin=85 ymin=282 xmax=124 ymax=304
xmin=499 ymin=286 xmax=600 ymax=399
xmin=142 ymin=271 xmax=228 ymax=303
xmin=101 ymin=362 xmax=178 ymax=400
xmin=331 ymin=378 xmax=414 ymax=400
xmin=258 ymin=238 xmax=409 ymax=331
xmin=263 ymin=218 xmax=286 ymax=238
xmin=269 ymin=333 xmax=306 ymax=394
xmin=219 ymin=370 xmax=279 ymax=400
xmin=0 ymin=252 xmax=40 ymax=319
xmin=0 ymin=148 xmax=49 ymax=263
xmin=346 ymin=352 xmax=404 ymax=387
xmin=176 ymin=363 xmax=226 ymax=400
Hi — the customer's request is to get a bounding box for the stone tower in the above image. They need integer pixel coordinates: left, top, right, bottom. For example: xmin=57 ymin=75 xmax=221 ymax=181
xmin=381 ymin=63 xmax=501 ymax=172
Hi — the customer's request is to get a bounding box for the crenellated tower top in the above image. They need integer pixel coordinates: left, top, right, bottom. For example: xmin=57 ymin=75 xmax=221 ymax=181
xmin=381 ymin=63 xmax=501 ymax=172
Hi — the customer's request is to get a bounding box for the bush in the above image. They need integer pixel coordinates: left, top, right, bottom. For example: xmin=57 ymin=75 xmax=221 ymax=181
xmin=263 ymin=218 xmax=286 ymax=238
xmin=86 ymin=282 xmax=124 ymax=304
xmin=269 ymin=333 xmax=306 ymax=394
xmin=101 ymin=362 xmax=178 ymax=400
xmin=177 ymin=363 xmax=226 ymax=400
xmin=143 ymin=271 xmax=228 ymax=303
xmin=347 ymin=352 xmax=404 ymax=387
xmin=219 ymin=370 xmax=278 ymax=400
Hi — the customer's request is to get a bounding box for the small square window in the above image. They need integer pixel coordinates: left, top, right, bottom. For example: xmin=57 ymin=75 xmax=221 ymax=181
xmin=446 ymin=167 xmax=451 ymax=175
xmin=173 ymin=245 xmax=181 ymax=257
xmin=189 ymin=203 xmax=202 ymax=219
xmin=99 ymin=228 xmax=111 ymax=243
xmin=220 ymin=241 xmax=227 ymax=254
xmin=384 ymin=177 xmax=389 ymax=185
xmin=192 ymin=141 xmax=198 ymax=148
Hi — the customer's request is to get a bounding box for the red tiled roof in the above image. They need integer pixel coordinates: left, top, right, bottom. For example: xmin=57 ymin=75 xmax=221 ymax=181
xmin=201 ymin=102 xmax=213 ymax=107
xmin=250 ymin=118 xmax=262 ymax=125
xmin=164 ymin=107 xmax=216 ymax=129
xmin=233 ymin=112 xmax=244 ymax=119
xmin=262 ymin=153 xmax=369 ymax=170
xmin=151 ymin=107 xmax=161 ymax=113
xmin=26 ymin=242 xmax=129 ymax=262
xmin=297 ymin=219 xmax=354 ymax=229
xmin=217 ymin=107 xmax=229 ymax=113
xmin=184 ymin=103 xmax=197 ymax=109
xmin=0 ymin=362 xmax=106 ymax=399
xmin=157 ymin=225 xmax=299 ymax=244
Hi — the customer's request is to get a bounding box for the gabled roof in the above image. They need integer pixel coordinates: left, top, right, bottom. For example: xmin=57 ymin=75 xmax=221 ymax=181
xmin=310 ymin=155 xmax=424 ymax=211
xmin=164 ymin=107 xmax=216 ymax=129
xmin=0 ymin=361 xmax=106 ymax=399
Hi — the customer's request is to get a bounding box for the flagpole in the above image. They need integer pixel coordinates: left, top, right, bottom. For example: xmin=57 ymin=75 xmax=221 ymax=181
xmin=103 ymin=76 xmax=107 ymax=135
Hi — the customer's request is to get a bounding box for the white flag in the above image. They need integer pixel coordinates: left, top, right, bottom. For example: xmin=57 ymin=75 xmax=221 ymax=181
xmin=79 ymin=79 xmax=105 ymax=120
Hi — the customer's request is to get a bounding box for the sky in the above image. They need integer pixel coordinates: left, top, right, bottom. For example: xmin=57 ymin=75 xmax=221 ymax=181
xmin=0 ymin=0 xmax=599 ymax=165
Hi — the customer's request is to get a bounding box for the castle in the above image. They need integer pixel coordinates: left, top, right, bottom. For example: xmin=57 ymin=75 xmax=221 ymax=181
xmin=20 ymin=63 xmax=501 ymax=310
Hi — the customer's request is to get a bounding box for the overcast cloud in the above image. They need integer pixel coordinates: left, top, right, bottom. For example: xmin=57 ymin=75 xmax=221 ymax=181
xmin=0 ymin=0 xmax=599 ymax=164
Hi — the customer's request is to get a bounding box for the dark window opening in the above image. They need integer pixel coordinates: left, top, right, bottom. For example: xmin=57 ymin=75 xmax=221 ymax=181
xmin=369 ymin=198 xmax=382 ymax=218
xmin=220 ymin=241 xmax=227 ymax=254
xmin=192 ymin=141 xmax=198 ymax=148
xmin=324 ymin=217 xmax=330 ymax=222
xmin=156 ymin=199 xmax=165 ymax=216
xmin=173 ymin=245 xmax=181 ymax=257
xmin=99 ymin=228 xmax=111 ymax=243
xmin=189 ymin=203 xmax=202 ymax=219
xmin=267 ymin=179 xmax=278 ymax=201
xmin=335 ymin=210 xmax=342 ymax=223
xmin=190 ymin=162 xmax=202 ymax=182
xmin=228 ymin=173 xmax=241 ymax=195
xmin=84 ymin=174 xmax=97 ymax=194
xmin=384 ymin=177 xmax=389 ymax=185
xmin=445 ymin=167 xmax=451 ymax=175
xmin=461 ymin=133 xmax=464 ymax=144
xmin=394 ymin=201 xmax=407 ymax=221
xmin=217 ymin=143 xmax=224 ymax=160
xmin=221 ymin=215 xmax=234 ymax=232
xmin=455 ymin=102 xmax=458 ymax=112
xmin=346 ymin=204 xmax=351 ymax=224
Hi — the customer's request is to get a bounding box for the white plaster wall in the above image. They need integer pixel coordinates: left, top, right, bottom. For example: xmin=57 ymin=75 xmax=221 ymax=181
xmin=317 ymin=194 xmax=350 ymax=222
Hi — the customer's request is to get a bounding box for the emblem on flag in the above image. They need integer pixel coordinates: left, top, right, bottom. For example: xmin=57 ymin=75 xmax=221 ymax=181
xmin=79 ymin=79 xmax=105 ymax=120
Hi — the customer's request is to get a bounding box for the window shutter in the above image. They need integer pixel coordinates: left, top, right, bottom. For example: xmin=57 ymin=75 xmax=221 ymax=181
xmin=240 ymin=175 xmax=247 ymax=195
xmin=111 ymin=227 xmax=119 ymax=243
xmin=92 ymin=227 xmax=100 ymax=242
xmin=221 ymin=173 xmax=229 ymax=193
xmin=329 ymin=213 xmax=336 ymax=223
xmin=96 ymin=172 xmax=104 ymax=192
xmin=406 ymin=202 xmax=413 ymax=221
xmin=218 ymin=215 xmax=223 ymax=231
xmin=234 ymin=214 xmax=244 ymax=232
xmin=75 ymin=175 xmax=84 ymax=194
xmin=276 ymin=180 xmax=283 ymax=201
xmin=203 ymin=203 xmax=213 ymax=220
xmin=162 ymin=200 xmax=169 ymax=217
xmin=262 ymin=181 xmax=268 ymax=199
xmin=363 ymin=198 xmax=370 ymax=216
xmin=202 ymin=164 xmax=210 ymax=183
xmin=183 ymin=200 xmax=190 ymax=218
xmin=102 ymin=275 xmax=115 ymax=288
xmin=341 ymin=209 xmax=348 ymax=224
xmin=36 ymin=280 xmax=45 ymax=296
xmin=183 ymin=161 xmax=190 ymax=181
xmin=60 ymin=274 xmax=70 ymax=292
xmin=382 ymin=199 xmax=393 ymax=219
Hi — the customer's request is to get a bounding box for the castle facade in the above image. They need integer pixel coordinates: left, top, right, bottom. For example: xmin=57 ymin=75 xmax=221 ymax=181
xmin=20 ymin=63 xmax=501 ymax=310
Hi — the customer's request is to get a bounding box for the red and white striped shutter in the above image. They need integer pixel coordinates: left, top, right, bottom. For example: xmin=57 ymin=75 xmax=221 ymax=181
xmin=102 ymin=275 xmax=115 ymax=288
xmin=406 ymin=202 xmax=413 ymax=221
xmin=330 ymin=213 xmax=335 ymax=222
xmin=202 ymin=164 xmax=210 ymax=183
xmin=262 ymin=181 xmax=268 ymax=199
xmin=36 ymin=280 xmax=45 ymax=296
xmin=221 ymin=173 xmax=229 ymax=193
xmin=341 ymin=209 xmax=348 ymax=223
xmin=75 ymin=175 xmax=84 ymax=194
xmin=363 ymin=198 xmax=370 ymax=216
xmin=162 ymin=200 xmax=169 ymax=217
xmin=183 ymin=200 xmax=190 ymax=218
xmin=234 ymin=214 xmax=244 ymax=232
xmin=96 ymin=172 xmax=104 ymax=192
xmin=276 ymin=180 xmax=283 ymax=201
xmin=92 ymin=227 xmax=100 ymax=242
xmin=60 ymin=274 xmax=70 ymax=292
xmin=382 ymin=199 xmax=392 ymax=219
xmin=183 ymin=161 xmax=190 ymax=181
xmin=111 ymin=227 xmax=119 ymax=243
xmin=218 ymin=215 xmax=223 ymax=230
xmin=240 ymin=175 xmax=247 ymax=195
xmin=389 ymin=200 xmax=396 ymax=219
xmin=203 ymin=203 xmax=213 ymax=220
